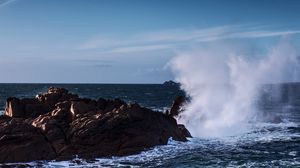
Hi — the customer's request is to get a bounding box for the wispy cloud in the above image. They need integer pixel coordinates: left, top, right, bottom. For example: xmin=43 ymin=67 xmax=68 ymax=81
xmin=109 ymin=44 xmax=174 ymax=53
xmin=79 ymin=25 xmax=300 ymax=53
xmin=0 ymin=0 xmax=17 ymax=8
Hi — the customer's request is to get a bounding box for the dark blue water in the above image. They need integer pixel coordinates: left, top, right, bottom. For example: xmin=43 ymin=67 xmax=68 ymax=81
xmin=0 ymin=84 xmax=299 ymax=167
xmin=0 ymin=84 xmax=184 ymax=113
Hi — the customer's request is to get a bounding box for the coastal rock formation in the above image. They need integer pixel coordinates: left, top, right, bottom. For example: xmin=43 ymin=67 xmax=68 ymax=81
xmin=0 ymin=87 xmax=191 ymax=163
xmin=5 ymin=87 xmax=78 ymax=118
xmin=168 ymin=95 xmax=186 ymax=117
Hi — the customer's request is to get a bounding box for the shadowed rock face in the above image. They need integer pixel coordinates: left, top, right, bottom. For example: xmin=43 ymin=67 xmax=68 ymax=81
xmin=0 ymin=87 xmax=191 ymax=163
xmin=0 ymin=116 xmax=57 ymax=163
xmin=168 ymin=96 xmax=186 ymax=117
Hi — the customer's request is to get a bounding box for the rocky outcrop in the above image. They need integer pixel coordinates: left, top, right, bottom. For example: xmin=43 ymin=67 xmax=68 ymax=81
xmin=0 ymin=87 xmax=191 ymax=163
xmin=168 ymin=96 xmax=186 ymax=117
xmin=5 ymin=87 xmax=78 ymax=118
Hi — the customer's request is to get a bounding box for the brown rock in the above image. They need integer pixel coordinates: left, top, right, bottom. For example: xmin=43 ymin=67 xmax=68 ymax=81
xmin=32 ymin=107 xmax=71 ymax=155
xmin=0 ymin=87 xmax=191 ymax=163
xmin=70 ymin=101 xmax=97 ymax=117
xmin=5 ymin=97 xmax=24 ymax=118
xmin=62 ymin=102 xmax=188 ymax=158
xmin=5 ymin=87 xmax=78 ymax=119
xmin=0 ymin=116 xmax=56 ymax=163
xmin=104 ymin=99 xmax=126 ymax=112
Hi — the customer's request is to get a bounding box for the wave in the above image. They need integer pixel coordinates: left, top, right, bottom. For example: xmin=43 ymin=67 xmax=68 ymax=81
xmin=2 ymin=119 xmax=298 ymax=167
xmin=169 ymin=39 xmax=300 ymax=137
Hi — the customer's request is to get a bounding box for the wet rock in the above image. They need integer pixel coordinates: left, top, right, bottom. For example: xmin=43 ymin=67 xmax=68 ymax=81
xmin=178 ymin=124 xmax=192 ymax=138
xmin=0 ymin=87 xmax=191 ymax=163
xmin=168 ymin=96 xmax=186 ymax=117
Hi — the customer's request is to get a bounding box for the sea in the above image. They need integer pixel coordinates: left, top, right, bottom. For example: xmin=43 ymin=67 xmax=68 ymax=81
xmin=0 ymin=83 xmax=299 ymax=167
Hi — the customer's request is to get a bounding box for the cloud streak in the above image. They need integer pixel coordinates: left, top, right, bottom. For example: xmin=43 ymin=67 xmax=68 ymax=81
xmin=108 ymin=44 xmax=174 ymax=53
xmin=79 ymin=25 xmax=300 ymax=53
xmin=0 ymin=0 xmax=17 ymax=8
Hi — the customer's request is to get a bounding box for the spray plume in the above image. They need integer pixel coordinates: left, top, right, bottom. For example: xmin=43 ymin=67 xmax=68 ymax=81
xmin=170 ymin=40 xmax=300 ymax=137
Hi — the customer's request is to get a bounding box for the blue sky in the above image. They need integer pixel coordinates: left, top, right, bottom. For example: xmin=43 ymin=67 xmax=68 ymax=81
xmin=0 ymin=0 xmax=300 ymax=83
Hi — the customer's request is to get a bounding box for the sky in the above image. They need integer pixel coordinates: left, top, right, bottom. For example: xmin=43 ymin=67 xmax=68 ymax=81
xmin=0 ymin=0 xmax=300 ymax=83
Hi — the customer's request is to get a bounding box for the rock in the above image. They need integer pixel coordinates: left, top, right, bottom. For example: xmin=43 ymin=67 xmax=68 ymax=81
xmin=36 ymin=87 xmax=78 ymax=107
xmin=104 ymin=99 xmax=126 ymax=112
xmin=169 ymin=96 xmax=186 ymax=117
xmin=70 ymin=101 xmax=97 ymax=117
xmin=5 ymin=97 xmax=24 ymax=118
xmin=5 ymin=87 xmax=78 ymax=119
xmin=64 ymin=103 xmax=187 ymax=158
xmin=0 ymin=116 xmax=56 ymax=163
xmin=97 ymin=98 xmax=107 ymax=110
xmin=55 ymin=101 xmax=72 ymax=111
xmin=178 ymin=124 xmax=192 ymax=138
xmin=32 ymin=109 xmax=71 ymax=155
xmin=0 ymin=87 xmax=191 ymax=163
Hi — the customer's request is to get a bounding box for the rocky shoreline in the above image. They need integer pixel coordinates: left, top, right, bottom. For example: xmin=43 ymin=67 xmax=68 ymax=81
xmin=0 ymin=87 xmax=190 ymax=163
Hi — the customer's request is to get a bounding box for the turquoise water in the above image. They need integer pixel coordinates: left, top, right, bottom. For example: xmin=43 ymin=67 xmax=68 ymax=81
xmin=0 ymin=84 xmax=299 ymax=167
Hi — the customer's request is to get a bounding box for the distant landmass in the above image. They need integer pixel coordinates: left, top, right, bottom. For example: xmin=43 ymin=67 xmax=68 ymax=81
xmin=163 ymin=80 xmax=180 ymax=87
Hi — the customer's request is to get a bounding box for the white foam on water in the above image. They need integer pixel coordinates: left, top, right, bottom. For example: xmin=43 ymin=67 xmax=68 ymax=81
xmin=4 ymin=125 xmax=300 ymax=165
xmin=3 ymin=119 xmax=297 ymax=167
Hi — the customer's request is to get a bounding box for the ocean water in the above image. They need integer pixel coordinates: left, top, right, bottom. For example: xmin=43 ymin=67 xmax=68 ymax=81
xmin=0 ymin=84 xmax=184 ymax=113
xmin=0 ymin=83 xmax=300 ymax=167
